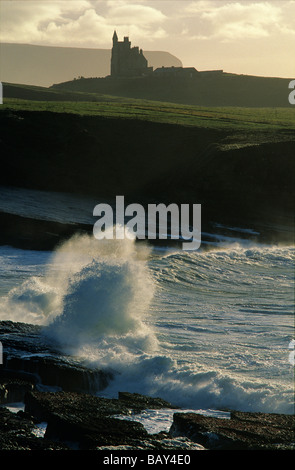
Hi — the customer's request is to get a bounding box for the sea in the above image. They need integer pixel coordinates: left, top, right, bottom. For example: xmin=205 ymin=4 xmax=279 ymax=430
xmin=0 ymin=186 xmax=294 ymax=434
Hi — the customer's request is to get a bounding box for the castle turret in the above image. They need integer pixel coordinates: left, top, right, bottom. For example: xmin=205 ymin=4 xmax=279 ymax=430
xmin=113 ymin=30 xmax=118 ymax=45
xmin=110 ymin=32 xmax=153 ymax=78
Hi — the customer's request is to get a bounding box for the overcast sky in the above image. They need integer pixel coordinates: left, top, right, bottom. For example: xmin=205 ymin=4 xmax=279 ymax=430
xmin=1 ymin=0 xmax=294 ymax=78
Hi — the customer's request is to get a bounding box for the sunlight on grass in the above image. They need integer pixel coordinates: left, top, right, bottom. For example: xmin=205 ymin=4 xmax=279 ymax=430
xmin=2 ymin=97 xmax=295 ymax=131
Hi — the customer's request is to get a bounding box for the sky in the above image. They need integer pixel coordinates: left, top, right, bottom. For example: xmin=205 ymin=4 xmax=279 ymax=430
xmin=0 ymin=0 xmax=294 ymax=78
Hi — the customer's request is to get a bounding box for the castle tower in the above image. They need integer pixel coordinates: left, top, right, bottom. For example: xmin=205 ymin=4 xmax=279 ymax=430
xmin=111 ymin=30 xmax=119 ymax=76
xmin=110 ymin=31 xmax=153 ymax=78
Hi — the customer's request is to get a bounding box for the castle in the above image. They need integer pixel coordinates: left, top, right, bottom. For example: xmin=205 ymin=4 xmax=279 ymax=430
xmin=110 ymin=32 xmax=222 ymax=79
xmin=110 ymin=31 xmax=153 ymax=78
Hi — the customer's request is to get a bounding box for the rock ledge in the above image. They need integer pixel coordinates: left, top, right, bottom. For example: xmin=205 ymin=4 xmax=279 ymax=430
xmin=170 ymin=410 xmax=295 ymax=450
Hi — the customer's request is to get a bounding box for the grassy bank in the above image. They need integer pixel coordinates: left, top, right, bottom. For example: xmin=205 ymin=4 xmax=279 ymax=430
xmin=2 ymin=81 xmax=295 ymax=133
xmin=3 ymin=97 xmax=295 ymax=132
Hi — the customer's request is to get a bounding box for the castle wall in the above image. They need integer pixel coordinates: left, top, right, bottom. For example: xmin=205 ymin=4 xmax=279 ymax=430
xmin=111 ymin=33 xmax=152 ymax=78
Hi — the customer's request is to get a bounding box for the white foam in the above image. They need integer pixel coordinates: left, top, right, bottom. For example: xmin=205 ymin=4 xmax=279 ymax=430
xmin=0 ymin=234 xmax=293 ymax=415
xmin=114 ymin=408 xmax=230 ymax=434
xmin=42 ymin=231 xmax=157 ymax=354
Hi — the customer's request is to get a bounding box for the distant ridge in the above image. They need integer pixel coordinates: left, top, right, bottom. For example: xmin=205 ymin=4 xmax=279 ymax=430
xmin=0 ymin=43 xmax=182 ymax=87
xmin=51 ymin=73 xmax=293 ymax=108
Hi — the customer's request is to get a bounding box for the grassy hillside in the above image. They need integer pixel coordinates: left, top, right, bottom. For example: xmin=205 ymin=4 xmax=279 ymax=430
xmin=3 ymin=82 xmax=100 ymax=102
xmin=51 ymin=73 xmax=294 ymax=108
xmin=2 ymin=96 xmax=295 ymax=133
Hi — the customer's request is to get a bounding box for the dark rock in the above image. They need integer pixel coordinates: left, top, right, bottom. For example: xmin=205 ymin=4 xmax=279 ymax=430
xmin=23 ymin=390 xmax=189 ymax=450
xmin=3 ymin=388 xmax=293 ymax=451
xmin=0 ymin=406 xmax=69 ymax=450
xmin=45 ymin=413 xmax=147 ymax=450
xmin=95 ymin=433 xmax=205 ymax=451
xmin=24 ymin=391 xmax=151 ymax=449
xmin=0 ymin=376 xmax=34 ymax=404
xmin=118 ymin=391 xmax=180 ymax=412
xmin=24 ymin=390 xmax=131 ymax=422
xmin=0 ymin=211 xmax=91 ymax=251
xmin=0 ymin=320 xmax=114 ymax=395
xmin=3 ymin=355 xmax=112 ymax=394
xmin=170 ymin=411 xmax=295 ymax=450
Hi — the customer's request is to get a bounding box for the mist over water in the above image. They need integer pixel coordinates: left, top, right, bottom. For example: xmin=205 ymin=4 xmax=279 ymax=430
xmin=0 ymin=230 xmax=294 ymax=414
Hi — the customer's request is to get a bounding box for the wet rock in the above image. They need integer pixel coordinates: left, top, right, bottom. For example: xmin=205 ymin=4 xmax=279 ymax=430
xmin=24 ymin=391 xmax=151 ymax=449
xmin=0 ymin=406 xmax=69 ymax=450
xmin=3 ymin=355 xmax=112 ymax=394
xmin=0 ymin=376 xmax=34 ymax=404
xmin=3 ymin=388 xmax=293 ymax=451
xmin=118 ymin=391 xmax=180 ymax=412
xmin=24 ymin=390 xmax=132 ymax=422
xmin=23 ymin=390 xmax=196 ymax=450
xmin=0 ymin=320 xmax=113 ymax=395
xmin=96 ymin=434 xmax=205 ymax=451
xmin=45 ymin=413 xmax=147 ymax=450
xmin=170 ymin=410 xmax=295 ymax=450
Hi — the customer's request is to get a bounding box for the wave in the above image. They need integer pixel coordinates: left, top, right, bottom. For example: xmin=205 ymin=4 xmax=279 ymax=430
xmin=98 ymin=356 xmax=294 ymax=414
xmin=0 ymin=229 xmax=156 ymax=344
xmin=0 ymin=231 xmax=293 ymax=414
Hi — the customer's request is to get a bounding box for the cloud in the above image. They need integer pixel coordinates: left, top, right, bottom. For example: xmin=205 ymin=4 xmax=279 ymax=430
xmin=105 ymin=1 xmax=167 ymax=43
xmin=0 ymin=0 xmax=167 ymax=47
xmin=107 ymin=2 xmax=166 ymax=24
xmin=42 ymin=8 xmax=112 ymax=46
xmin=0 ymin=1 xmax=96 ymax=45
xmin=185 ymin=1 xmax=284 ymax=41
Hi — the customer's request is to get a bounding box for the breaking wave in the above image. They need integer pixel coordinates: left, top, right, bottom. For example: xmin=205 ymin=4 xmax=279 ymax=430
xmin=1 ymin=229 xmax=157 ymax=355
xmin=0 ymin=230 xmax=293 ymax=414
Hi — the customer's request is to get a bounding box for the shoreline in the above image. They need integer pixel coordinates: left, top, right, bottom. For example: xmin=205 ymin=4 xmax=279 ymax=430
xmin=0 ymin=207 xmax=293 ymax=253
xmin=0 ymin=320 xmax=294 ymax=452
xmin=1 ymin=381 xmax=294 ymax=451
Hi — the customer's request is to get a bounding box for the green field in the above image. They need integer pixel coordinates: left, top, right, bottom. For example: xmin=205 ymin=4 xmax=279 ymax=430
xmin=2 ymin=87 xmax=295 ymax=132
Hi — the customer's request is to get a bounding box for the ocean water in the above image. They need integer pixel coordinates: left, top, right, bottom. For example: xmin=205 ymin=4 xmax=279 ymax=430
xmin=0 ymin=187 xmax=294 ymax=420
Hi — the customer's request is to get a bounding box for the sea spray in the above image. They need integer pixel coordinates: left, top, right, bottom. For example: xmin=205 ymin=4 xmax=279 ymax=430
xmin=0 ymin=267 xmax=62 ymax=324
xmin=0 ymin=228 xmax=157 ymax=352
xmin=43 ymin=229 xmax=157 ymax=356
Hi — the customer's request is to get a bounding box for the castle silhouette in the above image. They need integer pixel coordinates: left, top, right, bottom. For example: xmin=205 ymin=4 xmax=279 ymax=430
xmin=111 ymin=31 xmax=153 ymax=78
xmin=110 ymin=31 xmax=222 ymax=79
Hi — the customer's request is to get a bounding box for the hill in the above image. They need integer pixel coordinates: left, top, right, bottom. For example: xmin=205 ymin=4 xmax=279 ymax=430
xmin=2 ymin=90 xmax=295 ymax=131
xmin=51 ymin=73 xmax=294 ymax=108
xmin=0 ymin=43 xmax=182 ymax=87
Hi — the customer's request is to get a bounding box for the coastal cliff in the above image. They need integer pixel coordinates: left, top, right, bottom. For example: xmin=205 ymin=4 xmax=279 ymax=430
xmin=0 ymin=109 xmax=294 ymax=247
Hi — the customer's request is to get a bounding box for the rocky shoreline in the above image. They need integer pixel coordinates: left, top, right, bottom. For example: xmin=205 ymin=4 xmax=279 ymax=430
xmin=0 ymin=385 xmax=294 ymax=451
xmin=1 ymin=320 xmax=294 ymax=452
